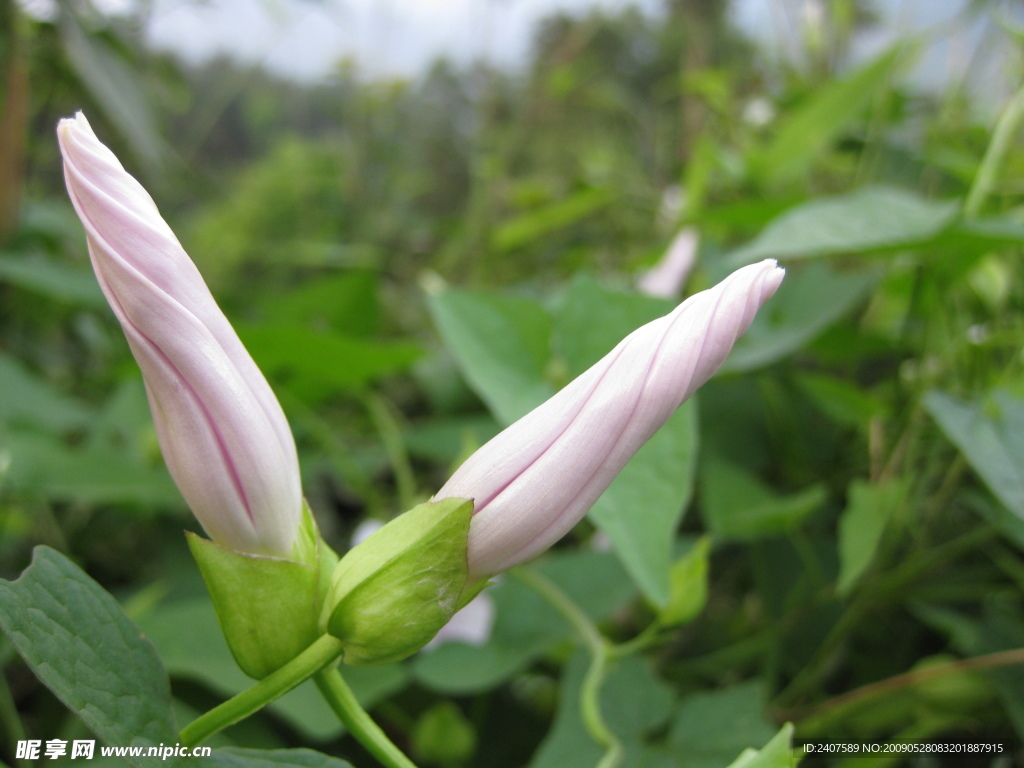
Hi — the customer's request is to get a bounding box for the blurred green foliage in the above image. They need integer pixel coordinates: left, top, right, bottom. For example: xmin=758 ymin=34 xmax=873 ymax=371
xmin=2 ymin=0 xmax=1024 ymax=766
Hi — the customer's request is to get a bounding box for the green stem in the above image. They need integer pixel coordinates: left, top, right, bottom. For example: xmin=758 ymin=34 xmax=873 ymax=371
xmin=314 ymin=667 xmax=419 ymax=768
xmin=608 ymin=622 xmax=664 ymax=661
xmin=964 ymin=83 xmax=1024 ymax=218
xmin=180 ymin=635 xmax=344 ymax=746
xmin=0 ymin=644 xmax=28 ymax=768
xmin=364 ymin=392 xmax=418 ymax=512
xmin=580 ymin=651 xmax=624 ymax=768
xmin=514 ymin=568 xmax=623 ymax=768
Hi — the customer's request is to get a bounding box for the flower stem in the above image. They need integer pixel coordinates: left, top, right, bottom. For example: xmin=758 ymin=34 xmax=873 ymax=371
xmin=608 ymin=622 xmax=664 ymax=661
xmin=314 ymin=667 xmax=419 ymax=768
xmin=514 ymin=568 xmax=623 ymax=768
xmin=180 ymin=634 xmax=344 ymax=746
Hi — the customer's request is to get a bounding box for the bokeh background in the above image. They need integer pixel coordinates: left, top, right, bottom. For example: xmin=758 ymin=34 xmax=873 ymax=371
xmin=2 ymin=0 xmax=1024 ymax=766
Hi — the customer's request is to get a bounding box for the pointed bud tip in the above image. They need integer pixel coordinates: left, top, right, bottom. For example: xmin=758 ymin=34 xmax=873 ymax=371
xmin=761 ymin=258 xmax=785 ymax=298
xmin=57 ymin=111 xmax=89 ymax=139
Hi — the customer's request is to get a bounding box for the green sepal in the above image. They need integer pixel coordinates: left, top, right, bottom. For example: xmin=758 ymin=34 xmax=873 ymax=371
xmin=188 ymin=501 xmax=339 ymax=680
xmin=323 ymin=497 xmax=476 ymax=666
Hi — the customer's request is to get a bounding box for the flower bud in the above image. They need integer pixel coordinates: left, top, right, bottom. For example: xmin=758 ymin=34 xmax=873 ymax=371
xmin=435 ymin=259 xmax=785 ymax=576
xmin=58 ymin=112 xmax=301 ymax=557
xmin=321 ymin=498 xmax=481 ymax=665
xmin=636 ymin=227 xmax=699 ymax=298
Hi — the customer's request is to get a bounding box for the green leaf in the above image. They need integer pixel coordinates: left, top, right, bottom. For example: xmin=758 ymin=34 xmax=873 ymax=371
xmin=723 ymin=724 xmax=796 ymax=768
xmin=794 ymin=371 xmax=883 ymax=428
xmin=325 ymin=498 xmax=475 ymax=665
xmin=952 ymin=216 xmax=1024 ymax=247
xmin=552 ymin=275 xmax=673 ymax=377
xmin=588 ymin=401 xmax=698 ymax=607
xmin=0 ymin=353 xmax=92 ymax=432
xmin=755 ymin=46 xmax=907 ymax=183
xmin=428 ymin=288 xmax=555 ymax=425
xmin=413 ymin=551 xmax=636 ymax=693
xmin=836 ymin=478 xmax=908 ymax=595
xmin=975 ymin=601 xmax=1024 ymax=740
xmin=2 ymin=428 xmax=182 ymax=508
xmin=492 ymin=188 xmax=613 ymax=252
xmin=658 ymin=537 xmax=710 ymax=627
xmin=258 ymin=271 xmax=381 ymax=336
xmin=667 ymin=681 xmax=777 ymax=768
xmin=701 ymin=457 xmax=826 ymax=540
xmin=402 ymin=415 xmax=500 ymax=465
xmin=0 ymin=253 xmax=105 ymax=306
xmin=722 ymin=262 xmax=877 ymax=373
xmin=58 ymin=11 xmax=165 ymax=177
xmin=728 ymin=188 xmax=958 ymax=265
xmin=924 ymin=390 xmax=1024 ymax=542
xmin=210 ymin=748 xmax=354 ymax=768
xmin=0 ymin=547 xmax=179 ymax=765
xmin=529 ymin=651 xmax=674 ymax=768
xmin=924 ymin=599 xmax=1024 ymax=741
xmin=238 ymin=324 xmax=422 ymax=402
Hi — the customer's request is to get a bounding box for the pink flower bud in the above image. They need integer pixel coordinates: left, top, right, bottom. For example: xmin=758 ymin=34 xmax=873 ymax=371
xmin=636 ymin=227 xmax=699 ymax=299
xmin=436 ymin=260 xmax=784 ymax=576
xmin=58 ymin=112 xmax=301 ymax=557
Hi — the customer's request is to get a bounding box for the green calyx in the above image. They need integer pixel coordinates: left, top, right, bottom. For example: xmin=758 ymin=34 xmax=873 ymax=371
xmin=188 ymin=501 xmax=339 ymax=680
xmin=322 ymin=497 xmax=484 ymax=666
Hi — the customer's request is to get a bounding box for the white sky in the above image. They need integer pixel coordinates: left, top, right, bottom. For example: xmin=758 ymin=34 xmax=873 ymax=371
xmin=143 ymin=0 xmax=664 ymax=80
xmin=18 ymin=0 xmax=1021 ymax=93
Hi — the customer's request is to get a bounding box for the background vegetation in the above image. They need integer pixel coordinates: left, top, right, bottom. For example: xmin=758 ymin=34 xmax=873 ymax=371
xmin=2 ymin=0 xmax=1024 ymax=766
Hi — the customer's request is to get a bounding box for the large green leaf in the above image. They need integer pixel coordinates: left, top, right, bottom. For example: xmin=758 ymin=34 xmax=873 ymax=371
xmin=210 ymin=749 xmax=354 ymax=768
xmin=412 ymin=551 xmax=636 ymax=693
xmin=257 ymin=271 xmax=381 ymax=337
xmin=701 ymin=457 xmax=826 ymax=541
xmin=0 ymin=253 xmax=105 ymax=306
xmin=3 ymin=428 xmax=182 ymax=507
xmin=723 ymin=724 xmax=795 ymax=768
xmin=238 ymin=324 xmax=422 ymax=402
xmin=916 ymin=599 xmax=1024 ymax=742
xmin=402 ymin=415 xmax=500 ymax=465
xmin=0 ymin=548 xmax=180 ymax=766
xmin=529 ymin=651 xmax=674 ymax=768
xmin=728 ymin=188 xmax=958 ymax=265
xmin=0 ymin=353 xmax=92 ymax=432
xmin=836 ymin=478 xmax=908 ymax=595
xmin=722 ymin=262 xmax=877 ymax=373
xmin=1 ymin=375 xmax=182 ymax=508
xmin=667 ymin=681 xmax=777 ymax=768
xmin=552 ymin=275 xmax=673 ymax=377
xmin=974 ymin=601 xmax=1024 ymax=740
xmin=924 ymin=390 xmax=1024 ymax=544
xmin=428 ymin=288 xmax=555 ymax=425
xmin=588 ymin=402 xmax=698 ymax=607
xmin=755 ymin=46 xmax=907 ymax=183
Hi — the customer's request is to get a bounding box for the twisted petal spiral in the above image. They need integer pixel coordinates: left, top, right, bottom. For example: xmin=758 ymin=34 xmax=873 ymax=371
xmin=436 ymin=259 xmax=784 ymax=576
xmin=59 ymin=112 xmax=302 ymax=556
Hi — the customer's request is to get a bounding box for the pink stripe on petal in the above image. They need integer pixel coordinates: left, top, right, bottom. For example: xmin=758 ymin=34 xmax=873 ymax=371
xmin=435 ymin=260 xmax=784 ymax=576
